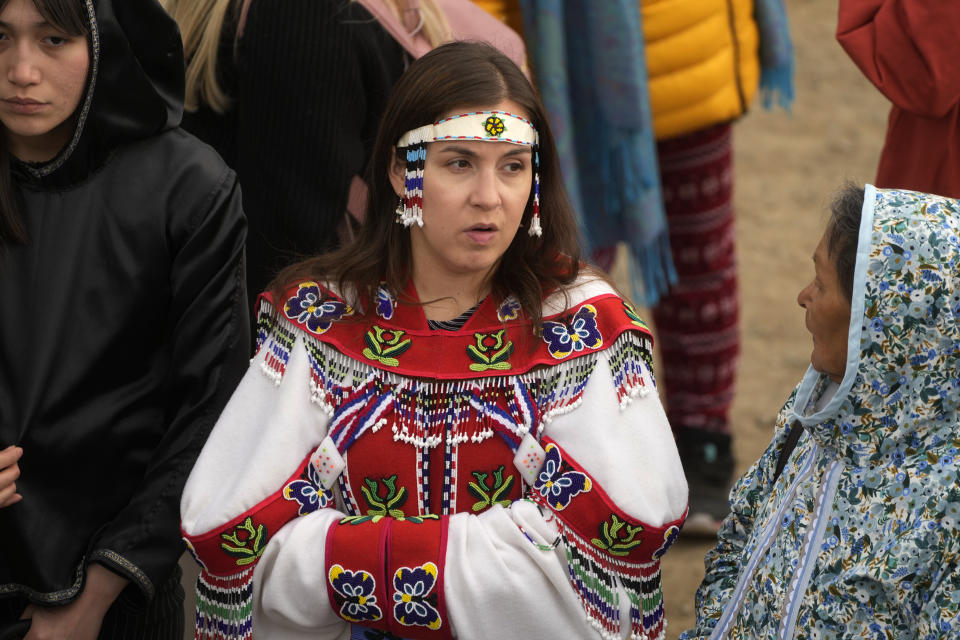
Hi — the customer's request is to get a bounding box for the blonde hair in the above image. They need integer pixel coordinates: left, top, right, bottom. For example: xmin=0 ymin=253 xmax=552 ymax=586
xmin=162 ymin=0 xmax=451 ymax=114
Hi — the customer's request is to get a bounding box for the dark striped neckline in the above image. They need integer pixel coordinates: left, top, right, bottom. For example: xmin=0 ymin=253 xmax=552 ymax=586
xmin=426 ymin=304 xmax=480 ymax=331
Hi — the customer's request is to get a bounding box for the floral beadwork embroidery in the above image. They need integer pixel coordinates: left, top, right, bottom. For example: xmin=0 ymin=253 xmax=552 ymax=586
xmin=483 ymin=115 xmax=506 ymax=137
xmin=362 ymin=326 xmax=412 ymax=367
xmin=219 ymin=517 xmax=268 ymax=566
xmin=590 ymin=514 xmax=644 ymax=557
xmin=497 ymin=296 xmax=521 ymax=321
xmin=392 ymin=562 xmax=442 ymax=630
xmin=652 ymin=524 xmax=681 ymax=560
xmin=339 ymin=475 xmax=440 ymax=525
xmin=328 ymin=564 xmax=383 ymax=623
xmin=533 ymin=443 xmax=592 ymax=509
xmin=622 ymin=301 xmax=651 ymax=332
xmin=284 ymin=282 xmax=353 ymax=335
xmin=375 ymin=286 xmax=395 ymax=320
xmin=468 ymin=465 xmax=515 ymax=511
xmin=466 ymin=330 xmax=514 ymax=372
xmin=282 ymin=458 xmax=333 ymax=516
xmin=349 ymin=475 xmax=406 ymax=523
xmin=541 ymin=304 xmax=603 ymax=359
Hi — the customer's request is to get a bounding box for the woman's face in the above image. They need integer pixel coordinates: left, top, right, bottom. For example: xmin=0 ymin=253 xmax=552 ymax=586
xmin=392 ymin=100 xmax=533 ymax=293
xmin=0 ymin=0 xmax=89 ymax=162
xmin=797 ymin=230 xmax=852 ymax=383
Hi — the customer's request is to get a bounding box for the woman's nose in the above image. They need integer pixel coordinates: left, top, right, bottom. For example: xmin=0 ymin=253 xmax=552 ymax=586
xmin=468 ymin=170 xmax=500 ymax=209
xmin=7 ymin=47 xmax=42 ymax=87
xmin=797 ymin=283 xmax=811 ymax=309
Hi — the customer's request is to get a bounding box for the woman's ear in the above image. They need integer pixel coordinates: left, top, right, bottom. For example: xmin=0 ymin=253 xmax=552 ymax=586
xmin=388 ymin=147 xmax=405 ymax=197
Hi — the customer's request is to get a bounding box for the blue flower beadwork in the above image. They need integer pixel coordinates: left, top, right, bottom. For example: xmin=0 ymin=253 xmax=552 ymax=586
xmin=541 ymin=304 xmax=603 ymax=359
xmin=284 ymin=282 xmax=352 ymax=334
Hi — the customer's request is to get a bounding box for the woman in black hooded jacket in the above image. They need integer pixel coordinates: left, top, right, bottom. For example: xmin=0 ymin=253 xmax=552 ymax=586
xmin=0 ymin=0 xmax=249 ymax=638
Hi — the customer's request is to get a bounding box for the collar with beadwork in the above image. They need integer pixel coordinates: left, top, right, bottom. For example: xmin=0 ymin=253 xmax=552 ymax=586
xmin=257 ymin=280 xmax=653 ymax=380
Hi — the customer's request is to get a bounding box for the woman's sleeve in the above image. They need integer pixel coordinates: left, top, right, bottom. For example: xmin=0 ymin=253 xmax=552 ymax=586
xmin=251 ymin=332 xmax=689 ymax=640
xmin=89 ymin=161 xmax=249 ymax=599
xmin=679 ymin=407 xmax=798 ymax=639
xmin=836 ymin=1 xmax=960 ymax=117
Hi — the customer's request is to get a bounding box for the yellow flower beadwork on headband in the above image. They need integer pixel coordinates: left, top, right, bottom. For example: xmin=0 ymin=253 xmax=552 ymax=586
xmin=484 ymin=115 xmax=506 ymax=137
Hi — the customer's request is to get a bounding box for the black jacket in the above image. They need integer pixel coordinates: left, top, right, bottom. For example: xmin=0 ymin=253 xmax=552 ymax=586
xmin=182 ymin=0 xmax=404 ymax=312
xmin=0 ymin=0 xmax=249 ymax=605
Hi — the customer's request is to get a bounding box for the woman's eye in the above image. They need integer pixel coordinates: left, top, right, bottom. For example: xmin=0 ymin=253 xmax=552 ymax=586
xmin=503 ymin=161 xmax=525 ymax=173
xmin=448 ymin=159 xmax=470 ymax=170
xmin=43 ymin=35 xmax=68 ymax=46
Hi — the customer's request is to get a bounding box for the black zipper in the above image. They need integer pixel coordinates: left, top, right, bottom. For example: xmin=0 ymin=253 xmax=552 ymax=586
xmin=724 ymin=0 xmax=748 ymax=115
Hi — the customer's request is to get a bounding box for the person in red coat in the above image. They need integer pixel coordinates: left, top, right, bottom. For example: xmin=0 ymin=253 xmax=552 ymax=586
xmin=837 ymin=1 xmax=960 ymax=198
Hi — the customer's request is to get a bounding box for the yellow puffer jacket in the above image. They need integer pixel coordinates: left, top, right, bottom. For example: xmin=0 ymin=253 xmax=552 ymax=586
xmin=642 ymin=0 xmax=759 ymax=140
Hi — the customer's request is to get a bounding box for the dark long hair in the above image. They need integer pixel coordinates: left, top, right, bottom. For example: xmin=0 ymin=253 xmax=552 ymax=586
xmin=271 ymin=41 xmax=583 ymax=329
xmin=0 ymin=0 xmax=89 ymax=245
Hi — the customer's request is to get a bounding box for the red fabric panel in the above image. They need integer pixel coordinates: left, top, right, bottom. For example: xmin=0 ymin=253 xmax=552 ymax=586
xmin=325 ymin=518 xmax=393 ymax=633
xmin=324 ymin=515 xmax=452 ymax=637
xmin=387 ymin=517 xmax=452 ymax=639
xmin=837 ymin=1 xmax=960 ymax=117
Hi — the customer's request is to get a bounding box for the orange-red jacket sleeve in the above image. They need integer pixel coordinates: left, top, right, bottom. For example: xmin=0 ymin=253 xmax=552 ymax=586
xmin=837 ymin=1 xmax=960 ymax=117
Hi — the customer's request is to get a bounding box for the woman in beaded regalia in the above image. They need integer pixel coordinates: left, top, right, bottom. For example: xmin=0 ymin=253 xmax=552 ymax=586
xmin=181 ymin=41 xmax=688 ymax=640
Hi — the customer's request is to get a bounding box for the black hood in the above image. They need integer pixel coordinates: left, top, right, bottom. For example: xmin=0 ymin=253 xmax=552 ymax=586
xmin=17 ymin=0 xmax=184 ymax=186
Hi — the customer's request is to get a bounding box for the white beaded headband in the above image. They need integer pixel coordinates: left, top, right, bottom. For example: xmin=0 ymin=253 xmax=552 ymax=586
xmin=395 ymin=110 xmax=542 ymax=236
xmin=397 ymin=111 xmax=539 ymax=147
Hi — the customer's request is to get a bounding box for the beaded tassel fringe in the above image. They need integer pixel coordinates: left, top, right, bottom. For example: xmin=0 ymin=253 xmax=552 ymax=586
xmin=194 ymin=568 xmax=254 ymax=640
xmin=528 ymin=145 xmax=542 ymax=237
xmin=400 ymin=139 xmax=427 ymax=228
xmin=560 ymin=525 xmax=666 ymax=640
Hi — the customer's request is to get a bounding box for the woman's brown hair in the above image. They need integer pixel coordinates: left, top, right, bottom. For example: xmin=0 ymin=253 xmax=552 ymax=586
xmin=270 ymin=41 xmax=583 ymax=329
xmin=0 ymin=0 xmax=88 ymax=245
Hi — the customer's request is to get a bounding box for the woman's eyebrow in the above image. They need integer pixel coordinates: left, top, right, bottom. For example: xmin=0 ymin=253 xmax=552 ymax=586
xmin=436 ymin=145 xmax=479 ymax=156
xmin=435 ymin=145 xmax=532 ymax=158
xmin=0 ymin=20 xmax=51 ymax=29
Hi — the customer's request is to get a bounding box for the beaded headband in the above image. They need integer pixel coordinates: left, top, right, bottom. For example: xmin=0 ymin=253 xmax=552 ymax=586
xmin=395 ymin=111 xmax=542 ymax=236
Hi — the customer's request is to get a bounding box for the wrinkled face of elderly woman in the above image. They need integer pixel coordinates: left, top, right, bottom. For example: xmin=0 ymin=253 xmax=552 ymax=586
xmin=797 ymin=230 xmax=852 ymax=383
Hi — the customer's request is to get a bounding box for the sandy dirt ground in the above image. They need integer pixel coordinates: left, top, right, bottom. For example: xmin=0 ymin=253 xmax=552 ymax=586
xmin=178 ymin=0 xmax=892 ymax=637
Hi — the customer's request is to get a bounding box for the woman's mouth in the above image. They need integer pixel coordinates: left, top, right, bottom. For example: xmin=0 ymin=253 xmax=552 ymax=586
xmin=3 ymin=97 xmax=47 ymax=114
xmin=466 ymin=224 xmax=497 ymax=244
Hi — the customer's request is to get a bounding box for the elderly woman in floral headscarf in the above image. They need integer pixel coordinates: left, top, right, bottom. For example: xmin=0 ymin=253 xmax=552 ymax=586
xmin=681 ymin=184 xmax=960 ymax=639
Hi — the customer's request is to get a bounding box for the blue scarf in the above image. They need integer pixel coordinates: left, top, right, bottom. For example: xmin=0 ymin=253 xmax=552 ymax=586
xmin=518 ymin=0 xmax=794 ymax=306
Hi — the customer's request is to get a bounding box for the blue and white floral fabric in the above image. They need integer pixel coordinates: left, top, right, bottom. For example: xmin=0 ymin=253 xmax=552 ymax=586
xmin=682 ymin=186 xmax=960 ymax=639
